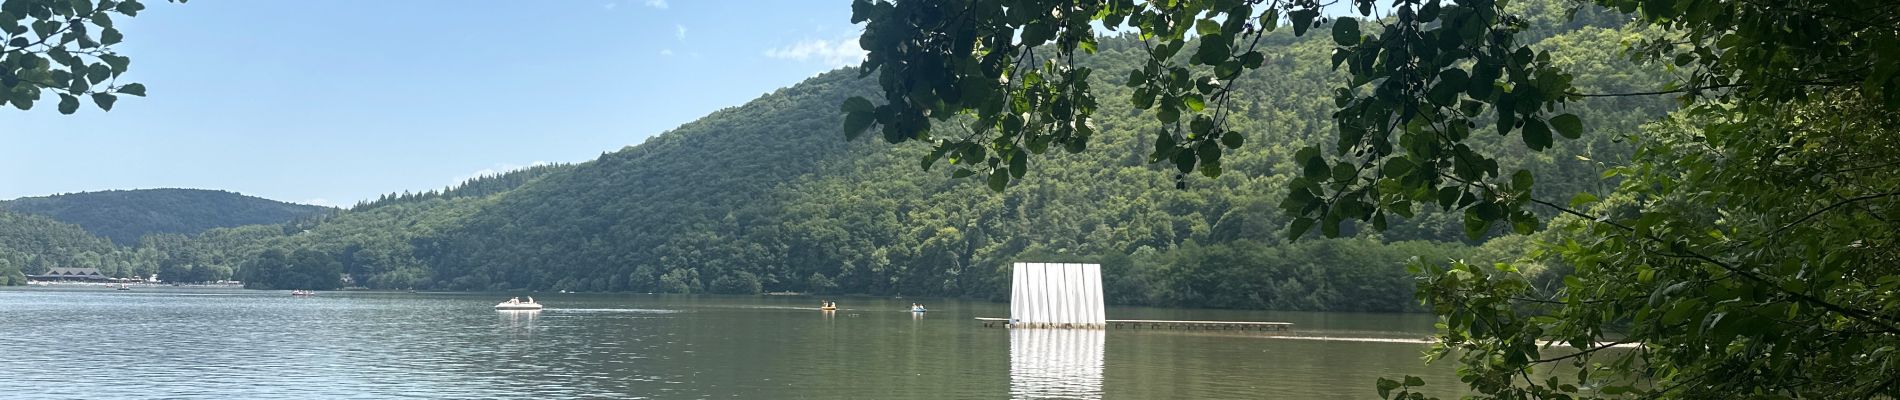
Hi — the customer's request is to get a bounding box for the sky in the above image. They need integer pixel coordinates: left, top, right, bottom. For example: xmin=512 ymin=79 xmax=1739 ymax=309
xmin=0 ymin=0 xmax=867 ymax=207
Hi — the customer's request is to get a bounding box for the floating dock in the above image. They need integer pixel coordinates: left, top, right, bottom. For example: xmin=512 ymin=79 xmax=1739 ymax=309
xmin=976 ymin=317 xmax=1293 ymax=331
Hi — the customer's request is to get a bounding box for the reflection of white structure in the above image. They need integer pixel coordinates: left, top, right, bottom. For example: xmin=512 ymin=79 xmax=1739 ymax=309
xmin=1009 ymin=263 xmax=1105 ymax=329
xmin=1009 ymin=328 xmax=1104 ymax=399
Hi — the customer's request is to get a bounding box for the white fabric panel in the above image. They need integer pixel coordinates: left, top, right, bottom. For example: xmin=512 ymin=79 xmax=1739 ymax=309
xmin=1010 ymin=262 xmax=1026 ymax=323
xmin=1007 ymin=262 xmax=1108 ymax=328
xmin=1093 ymin=264 xmax=1106 ymax=324
xmin=1071 ymin=261 xmax=1086 ymax=324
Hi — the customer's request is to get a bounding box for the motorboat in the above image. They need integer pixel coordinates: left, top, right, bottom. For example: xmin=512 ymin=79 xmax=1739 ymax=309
xmin=495 ymin=298 xmax=543 ymax=310
xmin=910 ymin=306 xmax=927 ymax=313
xmin=116 ymin=284 xmax=131 ymax=291
xmin=290 ymin=290 xmax=316 ymax=296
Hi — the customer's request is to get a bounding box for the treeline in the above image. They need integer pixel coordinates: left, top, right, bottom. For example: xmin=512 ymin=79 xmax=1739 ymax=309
xmin=351 ymin=163 xmax=573 ymax=211
xmin=0 ymin=188 xmax=332 ymax=245
xmin=4 ymin=0 xmax=1663 ymax=312
xmin=241 ymin=249 xmax=343 ymax=290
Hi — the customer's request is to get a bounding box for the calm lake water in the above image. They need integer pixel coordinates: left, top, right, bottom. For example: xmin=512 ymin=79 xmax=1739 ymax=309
xmin=1 ymin=287 xmax=1460 ymax=399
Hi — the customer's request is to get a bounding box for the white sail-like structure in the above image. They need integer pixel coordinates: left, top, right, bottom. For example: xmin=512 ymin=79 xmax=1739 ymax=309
xmin=1009 ymin=262 xmax=1106 ymax=329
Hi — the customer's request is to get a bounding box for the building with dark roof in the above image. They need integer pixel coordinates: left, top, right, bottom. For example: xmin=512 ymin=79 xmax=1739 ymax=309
xmin=27 ymin=267 xmax=114 ymax=282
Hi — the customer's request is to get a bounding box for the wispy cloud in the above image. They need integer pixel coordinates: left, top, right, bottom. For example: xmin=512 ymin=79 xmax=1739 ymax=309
xmin=763 ymin=37 xmax=865 ymax=67
xmin=644 ymin=0 xmax=668 ymax=9
xmin=659 ymin=48 xmax=674 ymax=57
xmin=603 ymin=2 xmax=617 ymax=10
xmin=675 ymin=24 xmax=687 ymax=41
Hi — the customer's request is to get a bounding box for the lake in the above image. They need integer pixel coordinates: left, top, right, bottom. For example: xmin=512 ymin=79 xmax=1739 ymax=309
xmin=1 ymin=287 xmax=1459 ymax=399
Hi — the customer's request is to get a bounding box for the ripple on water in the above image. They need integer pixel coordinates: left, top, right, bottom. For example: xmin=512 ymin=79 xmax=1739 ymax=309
xmin=2 ymin=288 xmax=1457 ymax=399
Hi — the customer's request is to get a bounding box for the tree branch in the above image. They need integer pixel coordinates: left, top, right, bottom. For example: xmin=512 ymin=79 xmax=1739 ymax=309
xmin=1527 ymin=197 xmax=1900 ymax=335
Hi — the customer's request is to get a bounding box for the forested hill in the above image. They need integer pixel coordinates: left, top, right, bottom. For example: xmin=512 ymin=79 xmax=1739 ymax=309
xmin=0 ymin=189 xmax=332 ymax=245
xmin=0 ymin=210 xmax=120 ymax=284
xmin=20 ymin=1 xmax=1669 ymax=312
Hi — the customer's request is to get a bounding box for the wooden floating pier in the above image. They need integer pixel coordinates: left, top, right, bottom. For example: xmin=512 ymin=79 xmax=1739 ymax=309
xmin=975 ymin=317 xmax=1293 ymax=332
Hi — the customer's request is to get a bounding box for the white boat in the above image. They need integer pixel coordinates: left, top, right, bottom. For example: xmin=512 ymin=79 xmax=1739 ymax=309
xmin=495 ymin=298 xmax=543 ymax=310
xmin=290 ymin=290 xmax=316 ymax=296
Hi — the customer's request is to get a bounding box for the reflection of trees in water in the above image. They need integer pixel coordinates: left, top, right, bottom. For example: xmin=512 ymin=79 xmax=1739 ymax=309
xmin=1010 ymin=329 xmax=1104 ymax=399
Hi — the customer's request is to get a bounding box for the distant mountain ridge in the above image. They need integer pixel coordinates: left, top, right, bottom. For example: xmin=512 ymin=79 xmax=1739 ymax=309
xmin=0 ymin=188 xmax=332 ymax=245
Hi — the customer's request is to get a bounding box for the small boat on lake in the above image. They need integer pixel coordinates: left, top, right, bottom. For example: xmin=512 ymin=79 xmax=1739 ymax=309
xmin=116 ymin=284 xmax=131 ymax=291
xmin=291 ymin=290 xmax=316 ymax=296
xmin=495 ymin=297 xmax=542 ymax=311
xmin=910 ymin=305 xmax=927 ymax=313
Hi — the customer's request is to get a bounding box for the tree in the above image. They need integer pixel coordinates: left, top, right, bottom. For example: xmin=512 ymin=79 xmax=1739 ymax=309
xmin=286 ymin=248 xmax=341 ymax=290
xmin=241 ymin=248 xmax=289 ymax=289
xmin=2 ymin=0 xmax=180 ymax=114
xmin=850 ymin=0 xmax=1899 ymax=397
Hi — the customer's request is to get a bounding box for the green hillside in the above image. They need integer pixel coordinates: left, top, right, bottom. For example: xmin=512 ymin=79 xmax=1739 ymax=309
xmin=0 ymin=210 xmax=123 ymax=284
xmin=0 ymin=188 xmax=332 ymax=245
xmin=8 ymin=2 xmax=1669 ymax=313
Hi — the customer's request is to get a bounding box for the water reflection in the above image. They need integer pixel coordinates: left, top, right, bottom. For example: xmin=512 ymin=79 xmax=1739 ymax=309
xmin=498 ymin=309 xmax=539 ymax=332
xmin=1010 ymin=329 xmax=1105 ymax=399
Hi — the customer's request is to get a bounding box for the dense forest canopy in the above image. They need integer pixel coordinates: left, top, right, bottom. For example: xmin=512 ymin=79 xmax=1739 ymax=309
xmin=3 ymin=1 xmax=1669 ymax=318
xmin=850 ymin=0 xmax=1899 ymax=398
xmin=3 ymin=0 xmax=1893 ymax=397
xmin=0 ymin=188 xmax=332 ymax=245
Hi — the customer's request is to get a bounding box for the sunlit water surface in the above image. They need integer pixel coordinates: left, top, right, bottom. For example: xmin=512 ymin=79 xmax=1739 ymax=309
xmin=1 ymin=287 xmax=1459 ymax=399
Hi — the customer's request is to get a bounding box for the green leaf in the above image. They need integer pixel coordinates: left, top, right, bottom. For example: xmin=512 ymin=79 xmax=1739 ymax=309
xmin=1008 ymin=149 xmax=1027 ymax=179
xmin=100 ymin=53 xmax=129 ymax=74
xmin=1182 ymin=94 xmax=1205 ymax=112
xmin=1239 ymin=51 xmax=1263 ymax=69
xmin=1472 ymin=202 xmax=1503 ymax=221
xmin=1403 ymin=376 xmax=1425 ymax=387
xmin=1549 ymin=113 xmax=1583 ymax=139
xmin=1195 ymin=19 xmax=1221 ymax=36
xmin=987 ymin=168 xmax=1008 ymax=191
xmin=1377 ymin=378 xmax=1399 ymax=398
xmin=1569 ymin=192 xmax=1599 ymax=208
xmin=117 ymin=82 xmax=145 ymax=96
xmin=1512 ymin=170 xmax=1533 ymax=190
xmin=1332 ymin=17 xmax=1360 ymax=46
xmin=90 ymin=92 xmax=115 ymax=111
xmin=1521 ymin=118 xmax=1552 ymax=151
xmin=99 ymin=27 xmax=121 ymax=45
xmin=1288 ymin=217 xmax=1316 ymax=241
xmin=1194 ymin=34 xmax=1228 ymax=65
xmin=1173 ymin=150 xmax=1196 ymax=173
xmin=58 ymin=94 xmax=80 ymax=114
xmin=840 ymin=97 xmax=875 ymax=139
xmin=1189 ymin=114 xmax=1214 ymax=135
xmin=1382 ymin=157 xmax=1414 ymax=178
xmin=951 ymin=168 xmax=976 ymax=179
xmin=1220 ymin=130 xmax=1243 ymax=148
xmin=116 ymin=0 xmax=145 ymax=16
xmin=1289 ymin=9 xmax=1318 ymax=37
xmin=86 ymin=64 xmax=111 ymax=84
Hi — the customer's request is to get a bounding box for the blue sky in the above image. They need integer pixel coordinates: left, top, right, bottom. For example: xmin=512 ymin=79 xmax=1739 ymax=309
xmin=0 ymin=0 xmax=866 ymax=207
